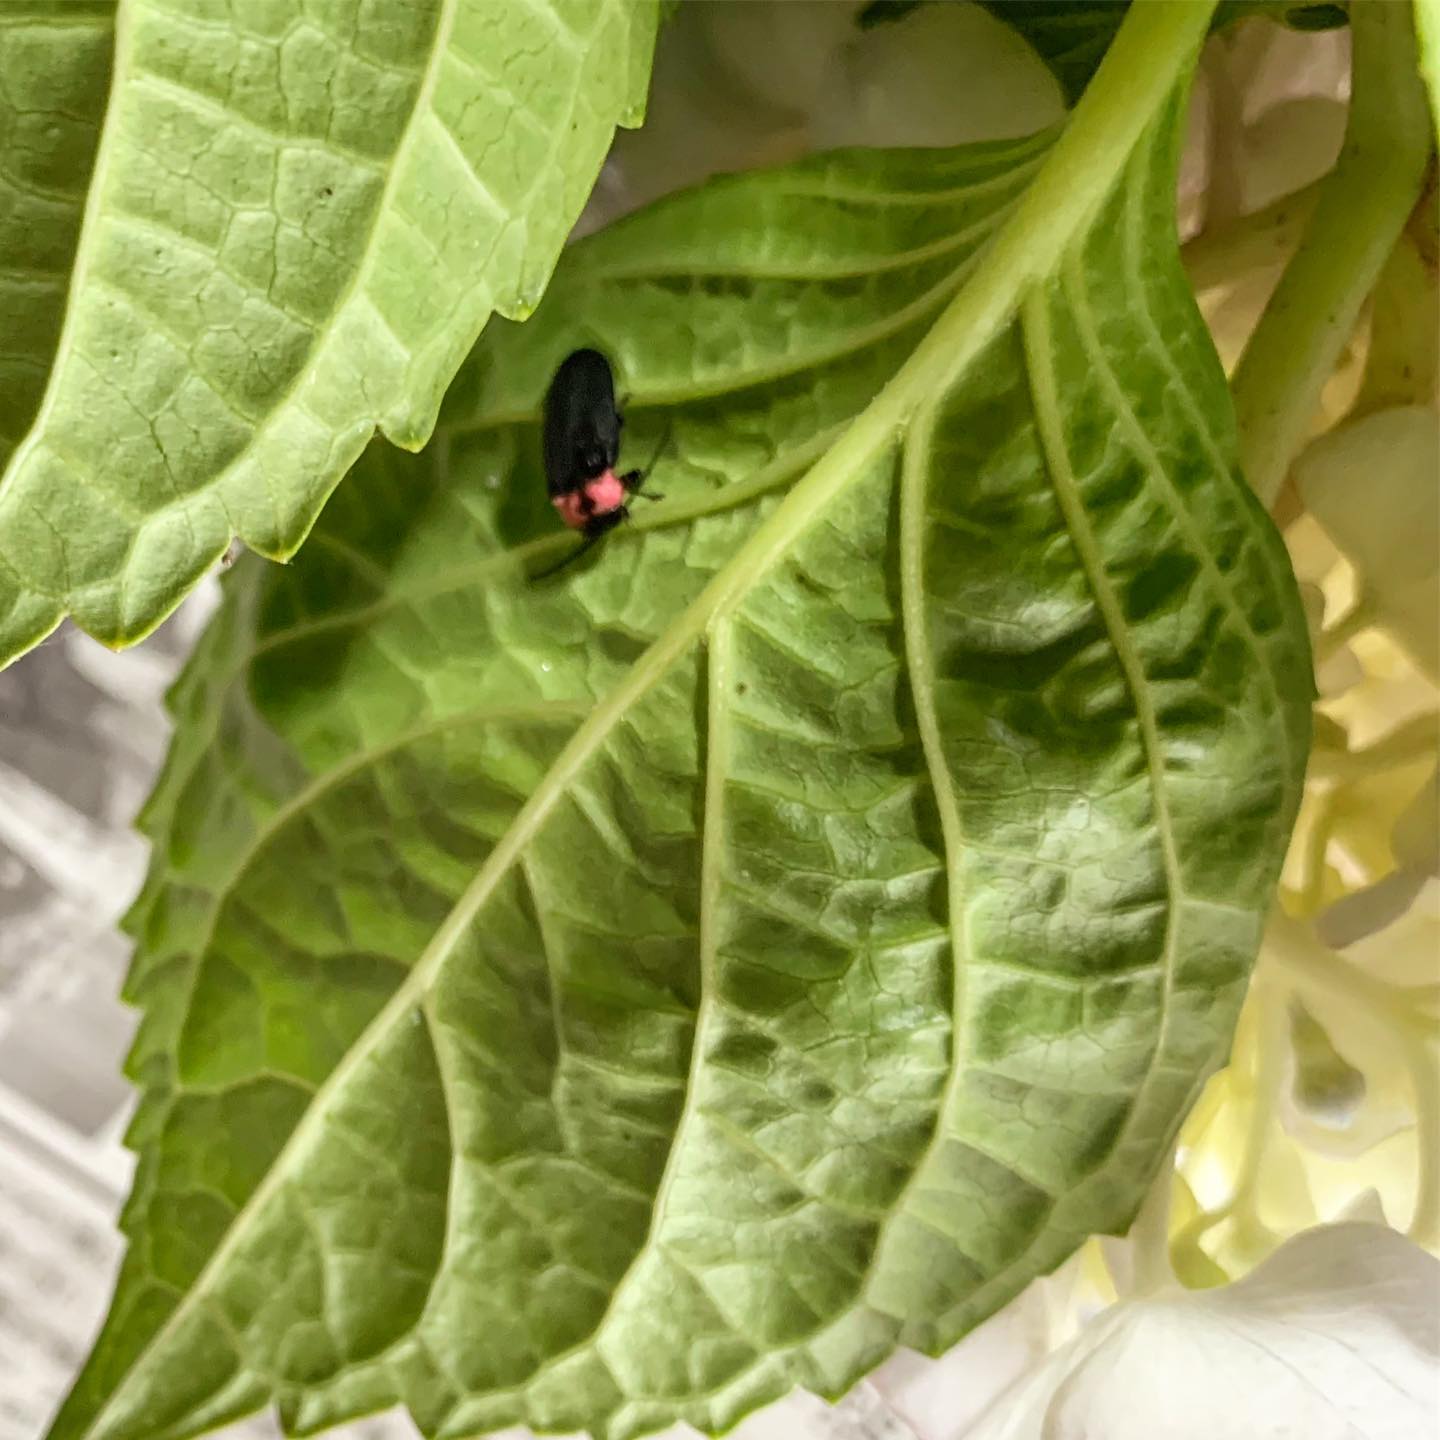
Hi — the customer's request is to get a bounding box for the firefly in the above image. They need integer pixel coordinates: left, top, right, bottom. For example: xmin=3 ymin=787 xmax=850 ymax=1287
xmin=537 ymin=347 xmax=665 ymax=577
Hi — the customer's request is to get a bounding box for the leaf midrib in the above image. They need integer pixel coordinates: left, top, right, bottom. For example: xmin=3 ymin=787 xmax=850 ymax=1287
xmin=1061 ymin=253 xmax=1293 ymax=765
xmin=456 ymin=251 xmax=985 ymax=430
xmin=1024 ymin=281 xmax=1183 ymax=1193
xmin=866 ymin=398 xmax=975 ymax=1322
xmin=128 ymin=421 xmax=842 ymax=929
xmin=578 ymin=177 xmax=1041 ymax=284
xmin=84 ymin=5 xmax=1217 ymax=1432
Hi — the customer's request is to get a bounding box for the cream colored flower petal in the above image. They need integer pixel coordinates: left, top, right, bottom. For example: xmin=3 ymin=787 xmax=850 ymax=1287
xmin=1298 ymin=407 xmax=1440 ymax=680
xmin=967 ymin=1224 xmax=1440 ymax=1440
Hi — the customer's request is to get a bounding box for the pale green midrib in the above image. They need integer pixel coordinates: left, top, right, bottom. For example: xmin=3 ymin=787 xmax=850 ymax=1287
xmin=763 ymin=148 xmax=1055 ymax=208
xmin=1115 ymin=167 xmax=1305 ymax=784
xmin=449 ymin=249 xmax=988 ymax=433
xmin=578 ymin=202 xmax=1026 ymax=285
xmin=138 ymin=425 xmax=833 ymax=936
xmin=81 ymin=5 xmax=1215 ymax=1431
xmin=506 ymin=616 xmax=738 ymax=1396
xmin=862 ymin=405 xmax=973 ymax=1316
xmin=1059 ymin=256 xmax=1292 ymax=761
xmin=574 ymin=151 xmax=1054 ymax=284
xmin=0 ymin=12 xmax=114 ymax=29
xmin=707 ymin=1 xmax=1216 ymax=607
xmin=944 ymin=289 xmax=1188 ymax=1327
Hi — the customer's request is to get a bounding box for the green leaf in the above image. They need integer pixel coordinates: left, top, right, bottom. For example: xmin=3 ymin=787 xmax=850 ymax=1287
xmin=0 ymin=0 xmax=658 ymax=669
xmin=1417 ymin=0 xmax=1440 ymax=141
xmin=0 ymin=3 xmax=114 ymax=467
xmin=977 ymin=0 xmax=1348 ymax=105
xmin=970 ymin=0 xmax=1127 ymax=103
xmin=57 ymin=4 xmax=1312 ymax=1438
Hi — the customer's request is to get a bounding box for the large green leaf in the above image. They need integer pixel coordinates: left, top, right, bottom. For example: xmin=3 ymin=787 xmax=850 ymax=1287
xmin=0 ymin=3 xmax=114 ymax=466
xmin=56 ymin=4 xmax=1312 ymax=1439
xmin=0 ymin=0 xmax=657 ymax=669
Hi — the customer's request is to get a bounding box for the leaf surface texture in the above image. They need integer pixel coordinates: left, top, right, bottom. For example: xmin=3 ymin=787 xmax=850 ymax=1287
xmin=0 ymin=3 xmax=113 ymax=464
xmin=57 ymin=16 xmax=1312 ymax=1438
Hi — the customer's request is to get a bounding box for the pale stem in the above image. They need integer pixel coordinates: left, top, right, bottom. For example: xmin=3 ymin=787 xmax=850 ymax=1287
xmin=1230 ymin=0 xmax=1433 ymax=507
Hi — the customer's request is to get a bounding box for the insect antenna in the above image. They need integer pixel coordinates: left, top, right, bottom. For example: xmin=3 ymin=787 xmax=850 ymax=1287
xmin=625 ymin=418 xmax=674 ymax=500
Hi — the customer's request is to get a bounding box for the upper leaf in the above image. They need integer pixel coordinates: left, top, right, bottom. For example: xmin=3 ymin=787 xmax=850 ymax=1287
xmin=0 ymin=0 xmax=657 ymax=669
xmin=54 ymin=5 xmax=1312 ymax=1439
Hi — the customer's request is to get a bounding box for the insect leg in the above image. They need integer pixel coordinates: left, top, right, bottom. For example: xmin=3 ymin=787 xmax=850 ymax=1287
xmin=532 ymin=506 xmax=629 ymax=582
xmin=621 ymin=418 xmax=674 ymax=501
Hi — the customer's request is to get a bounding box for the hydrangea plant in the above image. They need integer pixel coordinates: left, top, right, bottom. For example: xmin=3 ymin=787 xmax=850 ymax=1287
xmin=9 ymin=2 xmax=1436 ymax=1438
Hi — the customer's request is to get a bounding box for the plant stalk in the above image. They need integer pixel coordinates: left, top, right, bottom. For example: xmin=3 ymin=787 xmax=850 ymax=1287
xmin=1230 ymin=0 xmax=1434 ymax=507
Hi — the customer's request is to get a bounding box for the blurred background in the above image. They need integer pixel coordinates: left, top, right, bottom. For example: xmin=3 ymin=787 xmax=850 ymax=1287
xmin=0 ymin=5 xmax=1357 ymax=1438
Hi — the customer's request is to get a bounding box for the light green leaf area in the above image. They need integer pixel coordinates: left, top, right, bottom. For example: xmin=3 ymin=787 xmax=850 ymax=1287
xmin=0 ymin=3 xmax=114 ymax=466
xmin=0 ymin=0 xmax=657 ymax=668
xmin=1417 ymin=0 xmax=1440 ymax=141
xmin=60 ymin=10 xmax=1311 ymax=1440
